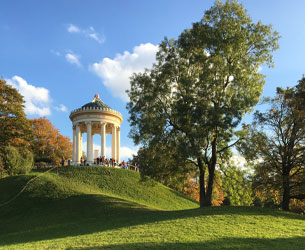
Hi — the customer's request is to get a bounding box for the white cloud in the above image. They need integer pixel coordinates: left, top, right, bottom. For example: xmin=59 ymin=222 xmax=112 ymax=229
xmin=90 ymin=43 xmax=158 ymax=101
xmin=67 ymin=24 xmax=80 ymax=33
xmin=55 ymin=104 xmax=68 ymax=112
xmin=120 ymin=146 xmax=138 ymax=159
xmin=6 ymin=76 xmax=51 ymax=116
xmin=67 ymin=24 xmax=105 ymax=44
xmin=65 ymin=52 xmax=81 ymax=67
xmin=87 ymin=26 xmax=105 ymax=44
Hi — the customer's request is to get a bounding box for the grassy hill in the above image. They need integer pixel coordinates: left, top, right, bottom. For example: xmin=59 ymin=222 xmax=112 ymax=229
xmin=0 ymin=166 xmax=304 ymax=249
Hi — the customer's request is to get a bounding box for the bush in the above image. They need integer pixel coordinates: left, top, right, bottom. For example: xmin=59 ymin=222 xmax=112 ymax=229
xmin=2 ymin=146 xmax=21 ymax=175
xmin=1 ymin=146 xmax=33 ymax=176
xmin=34 ymin=161 xmax=48 ymax=169
xmin=0 ymin=156 xmax=7 ymax=178
xmin=20 ymin=149 xmax=34 ymax=174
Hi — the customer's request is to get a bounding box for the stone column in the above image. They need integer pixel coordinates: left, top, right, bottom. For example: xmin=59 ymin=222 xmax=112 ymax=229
xmin=72 ymin=125 xmax=76 ymax=164
xmin=112 ymin=125 xmax=117 ymax=162
xmin=86 ymin=122 xmax=93 ymax=164
xmin=76 ymin=123 xmax=81 ymax=164
xmin=101 ymin=123 xmax=106 ymax=157
xmin=116 ymin=126 xmax=120 ymax=164
xmin=79 ymin=133 xmax=82 ymax=159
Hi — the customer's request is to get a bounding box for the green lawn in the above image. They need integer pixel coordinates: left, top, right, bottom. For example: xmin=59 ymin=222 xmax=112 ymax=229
xmin=0 ymin=166 xmax=304 ymax=249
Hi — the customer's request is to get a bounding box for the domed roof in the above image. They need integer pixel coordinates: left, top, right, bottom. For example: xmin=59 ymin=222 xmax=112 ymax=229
xmin=81 ymin=94 xmax=111 ymax=109
xmin=69 ymin=94 xmax=122 ymax=120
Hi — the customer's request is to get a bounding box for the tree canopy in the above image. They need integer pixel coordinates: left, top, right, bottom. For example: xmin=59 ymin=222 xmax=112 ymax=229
xmin=0 ymin=79 xmax=33 ymax=151
xmin=239 ymin=77 xmax=305 ymax=211
xmin=0 ymin=79 xmax=34 ymax=176
xmin=127 ymin=0 xmax=279 ymax=207
xmin=30 ymin=117 xmax=72 ymax=165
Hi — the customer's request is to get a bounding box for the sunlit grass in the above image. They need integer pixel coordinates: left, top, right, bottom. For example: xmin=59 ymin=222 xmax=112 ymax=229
xmin=0 ymin=167 xmax=304 ymax=249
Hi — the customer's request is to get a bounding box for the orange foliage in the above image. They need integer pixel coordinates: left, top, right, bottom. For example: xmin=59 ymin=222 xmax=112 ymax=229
xmin=211 ymin=185 xmax=224 ymax=206
xmin=182 ymin=174 xmax=225 ymax=206
xmin=29 ymin=117 xmax=72 ymax=164
xmin=183 ymin=178 xmax=200 ymax=202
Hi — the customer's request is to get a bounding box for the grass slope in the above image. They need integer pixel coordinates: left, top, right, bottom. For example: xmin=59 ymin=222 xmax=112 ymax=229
xmin=0 ymin=166 xmax=304 ymax=250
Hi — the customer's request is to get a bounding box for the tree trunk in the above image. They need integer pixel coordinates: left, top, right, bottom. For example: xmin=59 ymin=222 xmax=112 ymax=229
xmin=198 ymin=157 xmax=207 ymax=207
xmin=199 ymin=136 xmax=217 ymax=207
xmin=205 ymin=136 xmax=217 ymax=206
xmin=282 ymin=170 xmax=290 ymax=211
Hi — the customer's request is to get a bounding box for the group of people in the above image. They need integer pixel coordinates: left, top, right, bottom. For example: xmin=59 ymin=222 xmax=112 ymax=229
xmin=79 ymin=156 xmax=128 ymax=169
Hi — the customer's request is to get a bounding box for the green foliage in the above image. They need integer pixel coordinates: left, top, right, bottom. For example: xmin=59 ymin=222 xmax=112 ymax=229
xmin=127 ymin=0 xmax=279 ymax=206
xmin=221 ymin=164 xmax=253 ymax=206
xmin=1 ymin=146 xmax=21 ymax=176
xmin=0 ymin=168 xmax=304 ymax=249
xmin=20 ymin=149 xmax=34 ymax=174
xmin=1 ymin=146 xmax=34 ymax=176
xmin=0 ymin=79 xmax=34 ymax=176
xmin=239 ymin=76 xmax=305 ymax=211
xmin=134 ymin=144 xmax=195 ymax=193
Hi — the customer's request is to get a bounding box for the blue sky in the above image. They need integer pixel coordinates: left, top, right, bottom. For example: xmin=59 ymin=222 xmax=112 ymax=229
xmin=1 ymin=0 xmax=305 ymax=160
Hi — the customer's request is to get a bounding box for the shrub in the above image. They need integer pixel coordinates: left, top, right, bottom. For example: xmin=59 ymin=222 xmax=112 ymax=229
xmin=19 ymin=149 xmax=34 ymax=174
xmin=0 ymin=156 xmax=7 ymax=178
xmin=2 ymin=146 xmax=21 ymax=176
xmin=1 ymin=146 xmax=33 ymax=176
xmin=34 ymin=161 xmax=48 ymax=169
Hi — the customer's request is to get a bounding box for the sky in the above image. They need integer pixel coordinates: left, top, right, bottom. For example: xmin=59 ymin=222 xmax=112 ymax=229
xmin=1 ymin=0 xmax=305 ymax=161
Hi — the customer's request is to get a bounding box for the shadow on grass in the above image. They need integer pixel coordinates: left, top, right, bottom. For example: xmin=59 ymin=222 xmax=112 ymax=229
xmin=68 ymin=237 xmax=305 ymax=250
xmin=0 ymin=191 xmax=304 ymax=247
xmin=0 ymin=175 xmax=34 ymax=203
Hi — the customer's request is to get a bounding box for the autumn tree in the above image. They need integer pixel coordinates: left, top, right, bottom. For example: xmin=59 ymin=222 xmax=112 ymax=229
xmin=0 ymin=79 xmax=33 ymax=152
xmin=30 ymin=117 xmax=72 ymax=165
xmin=239 ymin=77 xmax=305 ymax=211
xmin=0 ymin=79 xmax=34 ymax=176
xmin=127 ymin=0 xmax=279 ymax=207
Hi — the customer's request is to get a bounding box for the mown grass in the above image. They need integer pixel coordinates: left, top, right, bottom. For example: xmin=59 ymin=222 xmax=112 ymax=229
xmin=0 ymin=166 xmax=304 ymax=249
xmin=56 ymin=166 xmax=198 ymax=210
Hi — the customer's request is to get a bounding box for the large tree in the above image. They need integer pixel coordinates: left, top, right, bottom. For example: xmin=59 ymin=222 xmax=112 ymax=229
xmin=127 ymin=0 xmax=279 ymax=207
xmin=30 ymin=117 xmax=72 ymax=165
xmin=0 ymin=79 xmax=34 ymax=176
xmin=0 ymin=79 xmax=33 ymax=151
xmin=239 ymin=77 xmax=305 ymax=211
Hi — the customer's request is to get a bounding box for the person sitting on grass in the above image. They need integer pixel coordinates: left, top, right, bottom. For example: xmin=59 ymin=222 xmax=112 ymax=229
xmin=122 ymin=160 xmax=127 ymax=170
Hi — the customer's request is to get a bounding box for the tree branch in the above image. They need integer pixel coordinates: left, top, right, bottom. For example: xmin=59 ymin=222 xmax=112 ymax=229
xmin=216 ymin=138 xmax=244 ymax=154
xmin=290 ymin=194 xmax=305 ymax=200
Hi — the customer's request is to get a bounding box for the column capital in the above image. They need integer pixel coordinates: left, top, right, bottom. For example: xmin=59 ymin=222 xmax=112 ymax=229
xmin=86 ymin=121 xmax=92 ymax=125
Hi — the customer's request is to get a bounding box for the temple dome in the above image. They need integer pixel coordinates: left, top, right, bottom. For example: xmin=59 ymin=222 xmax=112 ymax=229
xmin=81 ymin=94 xmax=111 ymax=109
xmin=70 ymin=94 xmax=122 ymax=120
